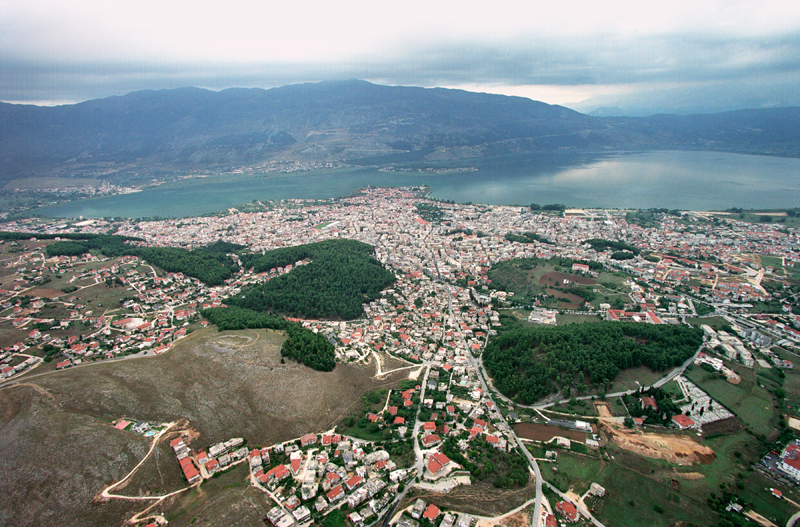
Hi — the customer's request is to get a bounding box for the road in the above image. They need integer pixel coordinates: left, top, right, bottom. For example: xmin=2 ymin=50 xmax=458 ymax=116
xmin=424 ymin=229 xmax=611 ymax=527
xmin=439 ymin=275 xmax=550 ymax=527
xmin=100 ymin=421 xmax=195 ymax=501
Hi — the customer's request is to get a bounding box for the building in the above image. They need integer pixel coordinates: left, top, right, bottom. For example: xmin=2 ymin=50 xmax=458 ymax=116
xmin=672 ymin=414 xmax=696 ymax=429
xmin=555 ymin=501 xmax=580 ymax=523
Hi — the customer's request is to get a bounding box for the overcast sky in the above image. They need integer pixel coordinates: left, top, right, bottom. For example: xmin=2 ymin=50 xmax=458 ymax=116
xmin=2 ymin=0 xmax=800 ymax=111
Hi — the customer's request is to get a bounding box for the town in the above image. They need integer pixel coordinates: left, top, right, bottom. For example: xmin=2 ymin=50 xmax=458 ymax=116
xmin=1 ymin=187 xmax=800 ymax=527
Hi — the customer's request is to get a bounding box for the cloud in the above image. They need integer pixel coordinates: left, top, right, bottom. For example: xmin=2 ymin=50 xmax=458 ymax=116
xmin=2 ymin=0 xmax=800 ymax=107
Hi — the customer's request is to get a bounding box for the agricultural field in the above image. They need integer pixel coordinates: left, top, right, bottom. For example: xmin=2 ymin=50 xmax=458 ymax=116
xmin=0 ymin=328 xmax=407 ymax=527
xmin=711 ymin=211 xmax=800 ymax=228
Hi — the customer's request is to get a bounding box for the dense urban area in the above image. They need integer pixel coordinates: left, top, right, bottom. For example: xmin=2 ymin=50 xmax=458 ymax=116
xmin=2 ymin=187 xmax=800 ymax=527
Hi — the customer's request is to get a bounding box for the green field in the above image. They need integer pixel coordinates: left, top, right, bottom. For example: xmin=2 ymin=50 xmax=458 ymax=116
xmin=556 ymin=313 xmax=602 ymax=325
xmin=612 ymin=365 xmax=669 ymax=393
xmin=544 ymin=449 xmax=718 ymax=527
xmin=678 ymin=431 xmax=799 ymax=526
xmin=659 ymin=379 xmax=684 ymax=400
xmin=711 ymin=211 xmax=800 ymax=228
xmin=685 ymin=365 xmax=777 ymax=437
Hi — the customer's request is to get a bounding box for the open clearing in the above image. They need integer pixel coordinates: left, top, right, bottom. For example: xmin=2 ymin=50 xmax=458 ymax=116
xmin=402 ymin=478 xmax=538 ymax=518
xmin=539 ymin=271 xmax=596 ymax=287
xmin=0 ymin=327 xmax=405 ymax=527
xmin=594 ymin=402 xmax=613 ymax=418
xmin=513 ymin=422 xmax=589 ymax=442
xmin=599 ymin=422 xmax=715 ymax=465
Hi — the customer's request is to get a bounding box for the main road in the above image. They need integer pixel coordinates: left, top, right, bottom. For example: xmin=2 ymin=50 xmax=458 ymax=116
xmin=444 ymin=283 xmax=549 ymax=526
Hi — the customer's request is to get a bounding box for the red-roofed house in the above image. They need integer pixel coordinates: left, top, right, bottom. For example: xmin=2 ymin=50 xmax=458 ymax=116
xmin=345 ymin=475 xmax=363 ymax=491
xmin=290 ymin=458 xmax=302 ymax=476
xmin=265 ymin=464 xmax=289 ymax=483
xmin=672 ymin=414 xmax=696 ymax=429
xmin=641 ymin=397 xmax=659 ymax=411
xmin=427 ymin=452 xmax=450 ymax=476
xmin=555 ymin=501 xmax=579 ymax=523
xmin=326 ymin=484 xmax=344 ymax=503
xmin=323 ymin=472 xmax=341 ymax=491
xmin=422 ymin=434 xmax=442 ymax=447
xmin=422 ymin=504 xmax=440 ymax=521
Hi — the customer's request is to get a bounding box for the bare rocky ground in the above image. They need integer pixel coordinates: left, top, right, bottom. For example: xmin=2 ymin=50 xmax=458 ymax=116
xmin=0 ymin=328 xmax=405 ymax=526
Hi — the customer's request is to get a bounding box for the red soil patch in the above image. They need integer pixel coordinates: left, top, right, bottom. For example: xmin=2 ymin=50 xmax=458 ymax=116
xmin=545 ymin=288 xmax=583 ymax=309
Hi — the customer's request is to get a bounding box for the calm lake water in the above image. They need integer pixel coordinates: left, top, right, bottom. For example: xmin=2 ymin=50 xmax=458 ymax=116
xmin=36 ymin=151 xmax=800 ymax=218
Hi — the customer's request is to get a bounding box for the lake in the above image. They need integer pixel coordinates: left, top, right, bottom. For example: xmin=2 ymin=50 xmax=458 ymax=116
xmin=36 ymin=151 xmax=800 ymax=218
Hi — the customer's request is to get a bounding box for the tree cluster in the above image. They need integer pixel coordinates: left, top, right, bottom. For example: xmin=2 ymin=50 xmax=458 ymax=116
xmin=233 ymin=239 xmax=394 ymax=320
xmin=504 ymin=232 xmax=553 ymax=245
xmin=414 ymin=202 xmax=445 ymax=223
xmin=584 ymin=238 xmax=641 ymax=255
xmin=483 ymin=322 xmax=703 ymax=404
xmin=441 ymin=437 xmax=529 ymax=488
xmin=44 ymin=235 xmax=241 ymax=286
xmin=611 ymin=251 xmax=636 ymax=260
xmin=623 ymin=386 xmax=682 ymax=425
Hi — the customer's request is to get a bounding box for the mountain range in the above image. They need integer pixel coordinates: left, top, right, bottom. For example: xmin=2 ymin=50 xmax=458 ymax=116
xmin=1 ymin=80 xmax=799 ymax=184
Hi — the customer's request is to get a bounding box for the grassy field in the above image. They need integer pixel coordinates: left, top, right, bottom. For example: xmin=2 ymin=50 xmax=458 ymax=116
xmin=659 ymin=379 xmax=684 ymax=399
xmin=556 ymin=313 xmax=602 ymax=325
xmin=544 ymin=449 xmax=718 ymax=527
xmin=3 ymin=176 xmax=102 ymax=190
xmin=711 ymin=211 xmax=800 ymax=228
xmin=685 ymin=365 xmax=777 ymax=437
xmin=542 ymin=451 xmax=608 ymax=495
xmin=548 ymin=399 xmax=599 ymax=417
xmin=612 ymin=365 xmax=668 ymax=393
xmin=0 ymin=328 xmax=407 ymax=527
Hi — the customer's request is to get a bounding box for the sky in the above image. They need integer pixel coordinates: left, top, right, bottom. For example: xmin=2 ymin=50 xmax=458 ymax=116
xmin=2 ymin=0 xmax=800 ymax=112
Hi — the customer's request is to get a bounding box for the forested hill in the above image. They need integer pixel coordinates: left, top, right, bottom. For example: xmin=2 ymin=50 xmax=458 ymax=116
xmin=2 ymin=80 xmax=800 ymax=182
xmin=231 ymin=239 xmax=395 ymax=320
xmin=483 ymin=322 xmax=703 ymax=404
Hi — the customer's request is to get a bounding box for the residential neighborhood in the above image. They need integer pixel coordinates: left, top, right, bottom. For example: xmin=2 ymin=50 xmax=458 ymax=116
xmin=2 ymin=187 xmax=800 ymax=527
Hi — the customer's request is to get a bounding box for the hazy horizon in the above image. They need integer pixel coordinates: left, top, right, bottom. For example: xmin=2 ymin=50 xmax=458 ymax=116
xmin=2 ymin=1 xmax=800 ymax=113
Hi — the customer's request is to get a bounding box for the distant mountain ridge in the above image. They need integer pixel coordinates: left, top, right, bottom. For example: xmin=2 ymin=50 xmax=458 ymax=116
xmin=1 ymin=80 xmax=799 ymax=183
